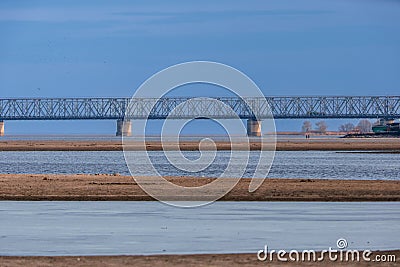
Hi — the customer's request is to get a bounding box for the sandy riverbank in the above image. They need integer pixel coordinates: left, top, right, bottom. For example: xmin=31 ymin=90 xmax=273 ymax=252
xmin=1 ymin=250 xmax=398 ymax=267
xmin=1 ymin=174 xmax=399 ymax=201
xmin=0 ymin=138 xmax=400 ymax=151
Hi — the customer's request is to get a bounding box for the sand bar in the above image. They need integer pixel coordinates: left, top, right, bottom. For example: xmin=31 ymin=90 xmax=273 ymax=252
xmin=0 ymin=174 xmax=399 ymax=201
xmin=1 ymin=138 xmax=400 ymax=151
xmin=1 ymin=250 xmax=399 ymax=267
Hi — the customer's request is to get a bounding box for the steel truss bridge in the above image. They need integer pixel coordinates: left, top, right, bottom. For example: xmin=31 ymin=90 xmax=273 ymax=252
xmin=0 ymin=96 xmax=399 ymax=121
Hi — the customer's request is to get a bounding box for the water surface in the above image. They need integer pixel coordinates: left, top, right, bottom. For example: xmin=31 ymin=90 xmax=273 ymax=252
xmin=0 ymin=201 xmax=398 ymax=256
xmin=0 ymin=151 xmax=399 ymax=180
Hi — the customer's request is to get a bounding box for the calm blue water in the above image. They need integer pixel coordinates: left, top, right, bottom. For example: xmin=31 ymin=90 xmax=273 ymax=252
xmin=0 ymin=201 xmax=398 ymax=256
xmin=0 ymin=150 xmax=399 ymax=180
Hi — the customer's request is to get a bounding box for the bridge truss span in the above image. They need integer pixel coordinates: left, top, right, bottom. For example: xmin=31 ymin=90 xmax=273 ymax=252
xmin=0 ymin=96 xmax=399 ymax=121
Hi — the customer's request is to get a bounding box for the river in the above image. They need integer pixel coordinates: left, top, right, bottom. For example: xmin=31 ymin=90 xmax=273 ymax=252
xmin=0 ymin=150 xmax=398 ymax=180
xmin=0 ymin=201 xmax=399 ymax=256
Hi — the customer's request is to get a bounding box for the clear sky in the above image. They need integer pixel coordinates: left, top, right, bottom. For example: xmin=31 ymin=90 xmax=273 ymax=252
xmin=0 ymin=0 xmax=399 ymax=134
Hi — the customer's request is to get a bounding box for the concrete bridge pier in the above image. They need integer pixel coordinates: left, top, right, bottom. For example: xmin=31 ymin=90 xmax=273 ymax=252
xmin=247 ymin=119 xmax=262 ymax=137
xmin=116 ymin=119 xmax=132 ymax=137
xmin=0 ymin=121 xmax=4 ymax=136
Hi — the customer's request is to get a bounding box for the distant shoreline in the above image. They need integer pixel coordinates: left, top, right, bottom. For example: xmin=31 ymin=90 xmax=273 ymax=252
xmin=1 ymin=138 xmax=400 ymax=151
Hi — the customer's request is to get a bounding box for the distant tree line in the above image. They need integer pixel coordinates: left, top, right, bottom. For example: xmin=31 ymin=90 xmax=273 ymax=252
xmin=338 ymin=120 xmax=372 ymax=133
xmin=301 ymin=119 xmax=372 ymax=133
xmin=301 ymin=120 xmax=328 ymax=133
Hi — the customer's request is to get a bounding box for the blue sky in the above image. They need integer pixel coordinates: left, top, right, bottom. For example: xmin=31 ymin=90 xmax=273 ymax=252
xmin=0 ymin=0 xmax=399 ymax=134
